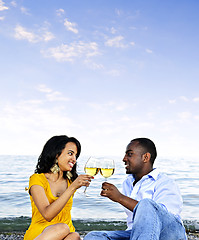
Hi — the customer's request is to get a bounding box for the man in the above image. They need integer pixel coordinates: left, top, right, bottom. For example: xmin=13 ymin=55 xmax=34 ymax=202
xmin=84 ymin=138 xmax=187 ymax=240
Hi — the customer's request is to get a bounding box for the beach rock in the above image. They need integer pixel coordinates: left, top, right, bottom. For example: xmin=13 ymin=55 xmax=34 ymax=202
xmin=0 ymin=233 xmax=24 ymax=239
xmin=0 ymin=232 xmax=199 ymax=239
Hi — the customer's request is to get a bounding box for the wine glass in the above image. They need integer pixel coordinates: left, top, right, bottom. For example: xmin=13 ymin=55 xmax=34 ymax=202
xmin=99 ymin=158 xmax=115 ymax=181
xmin=84 ymin=157 xmax=99 ymax=194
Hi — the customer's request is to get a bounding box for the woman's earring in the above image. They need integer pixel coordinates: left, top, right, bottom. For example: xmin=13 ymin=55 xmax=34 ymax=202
xmin=66 ymin=171 xmax=73 ymax=180
xmin=50 ymin=159 xmax=60 ymax=174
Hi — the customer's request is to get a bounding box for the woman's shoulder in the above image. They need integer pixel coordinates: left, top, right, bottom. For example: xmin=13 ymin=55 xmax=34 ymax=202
xmin=30 ymin=172 xmax=45 ymax=179
xmin=29 ymin=173 xmax=47 ymax=187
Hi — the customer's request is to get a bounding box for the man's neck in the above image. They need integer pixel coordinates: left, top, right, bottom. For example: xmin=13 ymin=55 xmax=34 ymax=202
xmin=133 ymin=168 xmax=154 ymax=186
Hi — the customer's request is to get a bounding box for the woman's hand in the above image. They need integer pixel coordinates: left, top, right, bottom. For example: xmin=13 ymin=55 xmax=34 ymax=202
xmin=71 ymin=174 xmax=94 ymax=190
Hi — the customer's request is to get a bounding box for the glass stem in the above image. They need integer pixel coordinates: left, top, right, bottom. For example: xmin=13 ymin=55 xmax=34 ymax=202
xmin=84 ymin=186 xmax=88 ymax=194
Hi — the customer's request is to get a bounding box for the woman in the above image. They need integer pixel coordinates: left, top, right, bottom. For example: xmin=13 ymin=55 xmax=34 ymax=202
xmin=24 ymin=135 xmax=93 ymax=240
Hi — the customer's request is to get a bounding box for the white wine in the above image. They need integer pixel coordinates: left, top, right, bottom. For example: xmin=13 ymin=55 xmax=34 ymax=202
xmin=85 ymin=167 xmax=99 ymax=176
xmin=100 ymin=168 xmax=115 ymax=178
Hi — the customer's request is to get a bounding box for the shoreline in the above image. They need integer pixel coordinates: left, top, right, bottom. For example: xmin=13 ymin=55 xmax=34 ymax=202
xmin=0 ymin=232 xmax=199 ymax=240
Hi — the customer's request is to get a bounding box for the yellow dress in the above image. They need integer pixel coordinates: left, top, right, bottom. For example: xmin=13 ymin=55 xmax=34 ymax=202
xmin=24 ymin=173 xmax=75 ymax=240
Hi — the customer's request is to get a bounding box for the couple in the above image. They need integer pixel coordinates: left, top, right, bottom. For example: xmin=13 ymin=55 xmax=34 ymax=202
xmin=24 ymin=135 xmax=187 ymax=240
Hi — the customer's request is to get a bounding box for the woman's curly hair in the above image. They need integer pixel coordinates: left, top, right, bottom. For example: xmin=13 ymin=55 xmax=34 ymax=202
xmin=35 ymin=135 xmax=81 ymax=182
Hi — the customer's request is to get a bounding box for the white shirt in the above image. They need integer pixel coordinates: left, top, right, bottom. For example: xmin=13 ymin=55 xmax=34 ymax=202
xmin=122 ymin=168 xmax=183 ymax=230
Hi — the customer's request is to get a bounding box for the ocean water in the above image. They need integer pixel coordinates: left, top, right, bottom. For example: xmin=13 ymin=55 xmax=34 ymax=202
xmin=0 ymin=155 xmax=199 ymax=232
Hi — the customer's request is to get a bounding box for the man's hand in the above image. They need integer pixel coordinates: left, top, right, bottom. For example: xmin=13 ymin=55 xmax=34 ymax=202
xmin=101 ymin=182 xmax=139 ymax=211
xmin=101 ymin=182 xmax=122 ymax=202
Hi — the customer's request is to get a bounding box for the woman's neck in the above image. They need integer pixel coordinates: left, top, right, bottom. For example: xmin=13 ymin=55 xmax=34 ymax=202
xmin=45 ymin=171 xmax=64 ymax=182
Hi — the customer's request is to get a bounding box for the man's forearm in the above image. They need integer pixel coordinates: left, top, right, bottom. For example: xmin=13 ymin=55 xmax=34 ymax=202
xmin=117 ymin=194 xmax=139 ymax=212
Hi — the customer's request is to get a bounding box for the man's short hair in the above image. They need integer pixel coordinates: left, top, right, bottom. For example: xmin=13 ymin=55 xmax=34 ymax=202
xmin=131 ymin=138 xmax=157 ymax=165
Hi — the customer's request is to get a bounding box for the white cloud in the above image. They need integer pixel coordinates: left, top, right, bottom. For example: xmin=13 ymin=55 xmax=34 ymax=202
xmin=178 ymin=111 xmax=191 ymax=120
xmin=0 ymin=0 xmax=8 ymax=11
xmin=0 ymin=94 xmax=198 ymax=157
xmin=46 ymin=91 xmax=70 ymax=102
xmin=10 ymin=1 xmax=17 ymax=7
xmin=42 ymin=41 xmax=100 ymax=62
xmin=105 ymin=36 xmax=127 ymax=48
xmin=115 ymin=102 xmax=129 ymax=111
xmin=64 ymin=18 xmax=78 ymax=34
xmin=133 ymin=122 xmax=154 ymax=128
xmin=84 ymin=59 xmax=104 ymax=70
xmin=14 ymin=25 xmax=40 ymax=43
xmin=88 ymin=102 xmax=103 ymax=110
xmin=0 ymin=16 xmax=5 ymax=20
xmin=106 ymin=69 xmax=121 ymax=77
xmin=88 ymin=101 xmax=116 ymax=111
xmin=110 ymin=27 xmax=117 ymax=34
xmin=129 ymin=26 xmax=137 ymax=30
xmin=36 ymin=84 xmax=70 ymax=101
xmin=37 ymin=84 xmax=52 ymax=93
xmin=56 ymin=8 xmax=65 ymax=16
xmin=43 ymin=31 xmax=55 ymax=41
xmin=24 ymin=99 xmax=43 ymax=105
xmin=169 ymin=96 xmax=191 ymax=104
xmin=14 ymin=25 xmax=54 ymax=43
xmin=146 ymin=48 xmax=153 ymax=54
xmin=20 ymin=6 xmax=30 ymax=15
xmin=130 ymin=41 xmax=135 ymax=46
xmin=169 ymin=99 xmax=176 ymax=104
xmin=0 ymin=100 xmax=79 ymax=154
xmin=115 ymin=9 xmax=123 ymax=16
xmin=160 ymin=120 xmax=175 ymax=132
xmin=120 ymin=116 xmax=131 ymax=122
xmin=179 ymin=96 xmax=189 ymax=102
xmin=193 ymin=97 xmax=199 ymax=102
xmin=88 ymin=101 xmax=130 ymax=112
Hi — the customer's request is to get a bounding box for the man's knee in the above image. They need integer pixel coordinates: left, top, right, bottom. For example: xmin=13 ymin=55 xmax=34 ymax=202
xmin=135 ymin=198 xmax=157 ymax=211
xmin=83 ymin=231 xmax=107 ymax=240
xmin=139 ymin=198 xmax=154 ymax=205
xmin=132 ymin=198 xmax=160 ymax=222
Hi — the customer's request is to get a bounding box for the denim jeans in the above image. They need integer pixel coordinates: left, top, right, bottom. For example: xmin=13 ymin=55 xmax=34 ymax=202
xmin=83 ymin=199 xmax=187 ymax=240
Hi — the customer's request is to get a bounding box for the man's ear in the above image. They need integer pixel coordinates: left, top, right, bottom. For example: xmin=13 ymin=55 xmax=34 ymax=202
xmin=143 ymin=152 xmax=151 ymax=163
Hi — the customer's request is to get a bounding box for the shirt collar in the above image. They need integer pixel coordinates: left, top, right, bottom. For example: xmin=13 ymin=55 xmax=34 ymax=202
xmin=147 ymin=168 xmax=160 ymax=180
xmin=127 ymin=168 xmax=160 ymax=183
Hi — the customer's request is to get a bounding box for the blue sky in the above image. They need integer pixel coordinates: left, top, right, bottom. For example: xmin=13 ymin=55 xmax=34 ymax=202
xmin=0 ymin=0 xmax=199 ymax=158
